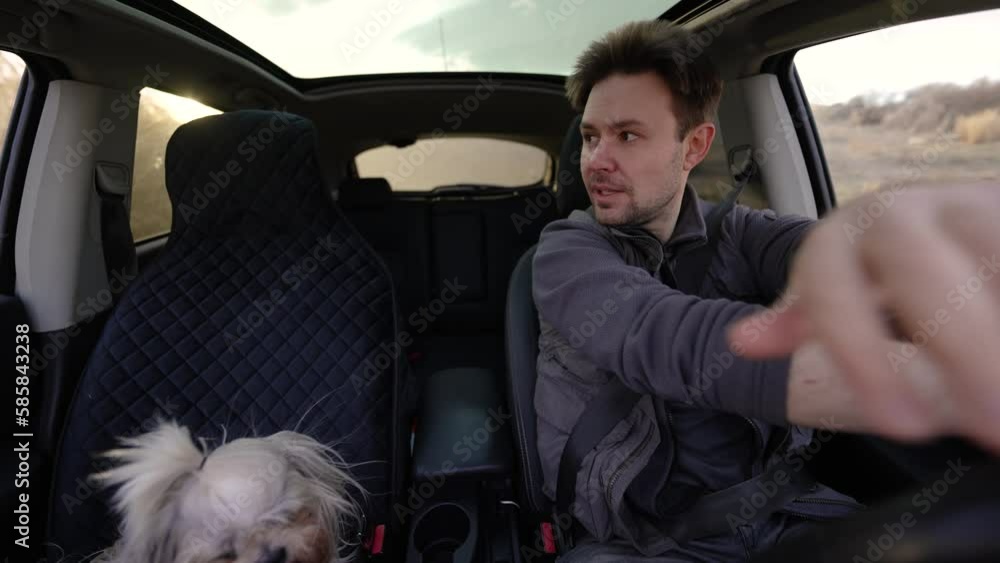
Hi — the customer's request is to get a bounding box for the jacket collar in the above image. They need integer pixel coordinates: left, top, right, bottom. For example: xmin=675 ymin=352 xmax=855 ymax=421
xmin=574 ymin=184 xmax=709 ymax=275
xmin=604 ymin=184 xmax=708 ymax=252
xmin=663 ymin=183 xmax=709 ymax=252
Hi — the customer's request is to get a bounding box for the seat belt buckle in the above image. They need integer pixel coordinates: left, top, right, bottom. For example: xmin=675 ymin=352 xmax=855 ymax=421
xmin=551 ymin=518 xmax=575 ymax=552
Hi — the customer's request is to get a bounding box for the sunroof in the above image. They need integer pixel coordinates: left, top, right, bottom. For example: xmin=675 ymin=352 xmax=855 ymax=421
xmin=173 ymin=0 xmax=674 ymax=79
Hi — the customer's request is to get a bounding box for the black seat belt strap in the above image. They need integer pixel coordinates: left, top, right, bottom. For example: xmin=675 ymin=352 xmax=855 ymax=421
xmin=556 ymin=377 xmax=642 ymax=519
xmin=653 ymin=447 xmax=814 ymax=543
xmin=672 ymin=159 xmax=755 ymax=294
xmin=94 ymin=162 xmax=137 ymax=306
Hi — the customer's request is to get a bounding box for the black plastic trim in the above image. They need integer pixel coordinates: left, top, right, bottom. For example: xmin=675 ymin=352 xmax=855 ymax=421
xmin=114 ymin=0 xmax=293 ymax=83
xmin=661 ymin=0 xmax=726 ymax=23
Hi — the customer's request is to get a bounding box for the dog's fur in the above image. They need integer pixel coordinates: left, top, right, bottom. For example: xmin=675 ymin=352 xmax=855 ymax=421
xmin=91 ymin=421 xmax=364 ymax=563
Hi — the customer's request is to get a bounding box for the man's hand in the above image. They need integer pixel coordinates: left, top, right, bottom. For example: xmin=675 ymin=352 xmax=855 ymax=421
xmin=728 ymin=183 xmax=1000 ymax=451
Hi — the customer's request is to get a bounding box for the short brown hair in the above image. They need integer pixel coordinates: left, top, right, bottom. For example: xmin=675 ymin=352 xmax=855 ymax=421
xmin=565 ymin=20 xmax=723 ymax=139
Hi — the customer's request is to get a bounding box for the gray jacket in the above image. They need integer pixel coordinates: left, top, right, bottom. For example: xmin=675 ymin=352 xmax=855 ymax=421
xmin=532 ymin=186 xmax=864 ymax=556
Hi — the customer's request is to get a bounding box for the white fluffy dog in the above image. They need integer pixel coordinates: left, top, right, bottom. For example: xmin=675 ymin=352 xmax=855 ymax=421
xmin=91 ymin=420 xmax=364 ymax=563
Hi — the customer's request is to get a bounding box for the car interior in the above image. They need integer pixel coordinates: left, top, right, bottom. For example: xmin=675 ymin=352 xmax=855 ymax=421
xmin=1 ymin=0 xmax=999 ymax=561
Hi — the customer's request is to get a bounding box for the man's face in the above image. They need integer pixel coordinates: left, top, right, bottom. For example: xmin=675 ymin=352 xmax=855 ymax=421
xmin=580 ymin=71 xmax=700 ymax=232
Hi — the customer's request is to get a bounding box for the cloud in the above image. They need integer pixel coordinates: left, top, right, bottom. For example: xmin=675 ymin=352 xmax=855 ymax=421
xmin=260 ymin=0 xmax=329 ymax=17
xmin=394 ymin=0 xmax=665 ymax=75
xmin=510 ymin=0 xmax=537 ymax=14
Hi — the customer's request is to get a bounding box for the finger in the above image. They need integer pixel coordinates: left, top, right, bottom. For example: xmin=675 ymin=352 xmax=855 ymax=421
xmin=940 ymin=192 xmax=1000 ymax=451
xmin=885 ymin=343 xmax=961 ymax=433
xmin=941 ymin=207 xmax=1000 ymax=451
xmin=870 ymin=215 xmax=1000 ymax=450
xmin=793 ymin=223 xmax=933 ymax=439
xmin=728 ymin=300 xmax=812 ymax=358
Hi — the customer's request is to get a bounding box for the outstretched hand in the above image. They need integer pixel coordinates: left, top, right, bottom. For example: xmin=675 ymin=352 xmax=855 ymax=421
xmin=729 ymin=183 xmax=1000 ymax=452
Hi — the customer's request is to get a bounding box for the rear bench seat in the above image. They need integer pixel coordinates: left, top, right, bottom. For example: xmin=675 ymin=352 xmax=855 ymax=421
xmin=427 ymin=186 xmax=555 ymax=331
xmin=337 ymin=178 xmax=431 ymax=320
xmin=338 ymin=177 xmax=557 ymax=336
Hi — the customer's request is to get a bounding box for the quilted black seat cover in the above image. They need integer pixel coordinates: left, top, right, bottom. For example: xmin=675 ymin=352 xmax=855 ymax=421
xmin=47 ymin=111 xmax=399 ymax=558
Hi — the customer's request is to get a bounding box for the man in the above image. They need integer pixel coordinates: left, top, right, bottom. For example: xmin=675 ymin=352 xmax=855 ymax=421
xmin=533 ymin=20 xmax=1000 ymax=562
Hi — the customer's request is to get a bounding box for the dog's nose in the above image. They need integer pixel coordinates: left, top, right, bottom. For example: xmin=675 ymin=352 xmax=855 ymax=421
xmin=258 ymin=546 xmax=287 ymax=563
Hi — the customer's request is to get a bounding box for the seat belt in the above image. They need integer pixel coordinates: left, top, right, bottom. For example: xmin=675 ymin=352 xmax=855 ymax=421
xmin=94 ymin=163 xmax=137 ymax=306
xmin=555 ymin=158 xmax=815 ymax=548
xmin=672 ymin=159 xmax=755 ymax=294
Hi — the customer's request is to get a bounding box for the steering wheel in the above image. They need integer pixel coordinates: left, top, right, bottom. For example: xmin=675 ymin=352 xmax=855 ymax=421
xmin=753 ymin=459 xmax=1000 ymax=562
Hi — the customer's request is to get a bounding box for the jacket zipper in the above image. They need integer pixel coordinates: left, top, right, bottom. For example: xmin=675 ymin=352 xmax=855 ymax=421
xmin=663 ymin=405 xmax=676 ymax=486
xmin=605 ymin=428 xmax=654 ymax=508
xmin=604 ymin=403 xmax=675 ymax=510
xmin=788 ymin=497 xmax=864 ymax=507
xmin=743 ymin=416 xmax=764 ymax=474
xmin=779 ymin=497 xmax=867 ymax=521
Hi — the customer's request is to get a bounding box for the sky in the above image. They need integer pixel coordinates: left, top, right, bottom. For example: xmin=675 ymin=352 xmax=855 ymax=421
xmin=795 ymin=8 xmax=1000 ymax=105
xmin=176 ymin=0 xmax=670 ymax=77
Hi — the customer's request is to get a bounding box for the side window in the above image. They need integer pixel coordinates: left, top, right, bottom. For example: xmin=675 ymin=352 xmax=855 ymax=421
xmin=690 ymin=125 xmax=768 ymax=209
xmin=796 ymin=9 xmax=1000 ymax=204
xmin=0 ymin=52 xmax=26 ymax=146
xmin=131 ymin=88 xmax=219 ymax=241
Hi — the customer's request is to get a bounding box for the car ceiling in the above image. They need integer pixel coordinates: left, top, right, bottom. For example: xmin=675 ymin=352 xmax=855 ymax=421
xmin=0 ymin=0 xmax=995 ymax=162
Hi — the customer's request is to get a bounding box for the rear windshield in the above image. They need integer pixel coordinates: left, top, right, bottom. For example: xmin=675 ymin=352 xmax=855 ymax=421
xmin=355 ymin=137 xmax=551 ymax=191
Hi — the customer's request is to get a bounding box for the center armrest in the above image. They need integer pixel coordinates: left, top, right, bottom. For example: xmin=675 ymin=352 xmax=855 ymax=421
xmin=412 ymin=367 xmax=513 ymax=482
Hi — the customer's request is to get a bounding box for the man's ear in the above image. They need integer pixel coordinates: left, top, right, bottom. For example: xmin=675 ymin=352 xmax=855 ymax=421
xmin=681 ymin=122 xmax=717 ymax=172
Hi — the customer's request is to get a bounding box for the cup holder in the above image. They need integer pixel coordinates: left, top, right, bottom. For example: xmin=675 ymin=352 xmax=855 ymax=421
xmin=408 ymin=502 xmax=477 ymax=563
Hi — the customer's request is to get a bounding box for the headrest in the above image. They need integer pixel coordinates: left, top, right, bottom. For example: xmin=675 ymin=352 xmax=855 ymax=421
xmin=164 ymin=110 xmax=332 ymax=238
xmin=555 ymin=114 xmax=591 ymax=216
xmin=338 ymin=177 xmax=393 ymax=208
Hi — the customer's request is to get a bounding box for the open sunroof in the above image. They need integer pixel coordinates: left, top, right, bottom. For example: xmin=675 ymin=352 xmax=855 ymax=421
xmin=168 ymin=0 xmax=675 ymax=79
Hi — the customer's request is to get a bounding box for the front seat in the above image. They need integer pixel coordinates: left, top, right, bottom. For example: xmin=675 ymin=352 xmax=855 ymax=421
xmin=554 ymin=114 xmax=589 ymax=218
xmin=505 ymin=243 xmax=547 ymax=518
xmin=46 ymin=111 xmax=406 ymax=560
xmin=505 ymin=114 xmax=589 ymax=545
